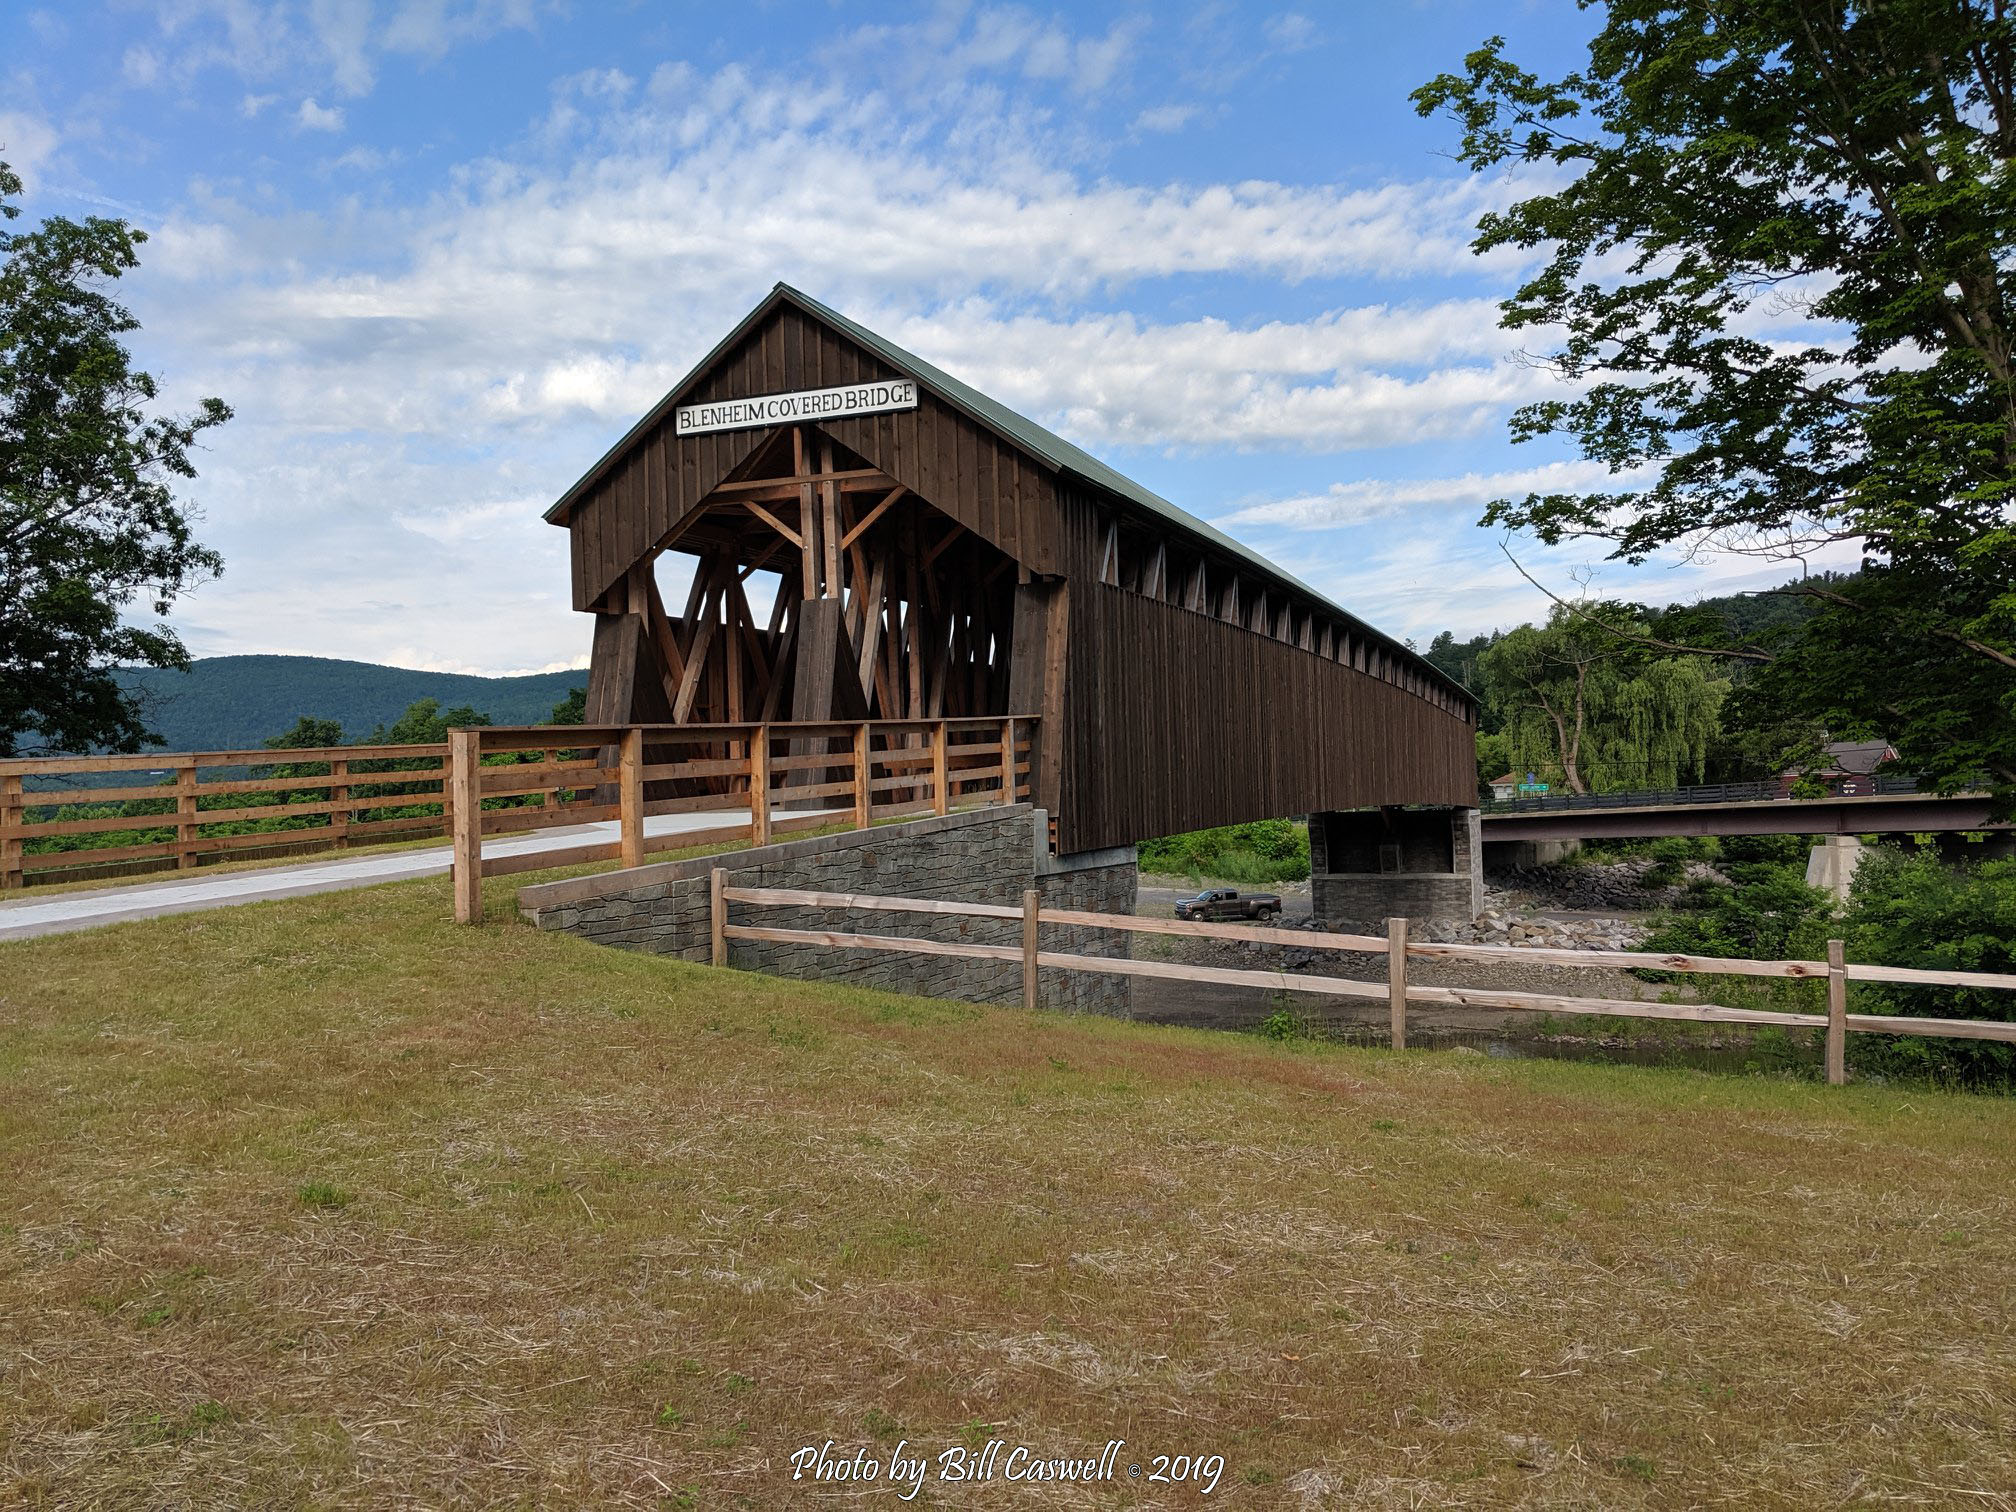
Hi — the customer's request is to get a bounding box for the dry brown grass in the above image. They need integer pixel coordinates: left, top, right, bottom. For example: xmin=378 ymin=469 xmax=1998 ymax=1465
xmin=3 ymin=869 xmax=2015 ymax=1509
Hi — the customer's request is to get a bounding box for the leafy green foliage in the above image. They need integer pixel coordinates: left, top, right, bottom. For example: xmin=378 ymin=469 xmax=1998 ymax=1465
xmin=1415 ymin=6 xmax=2016 ymax=810
xmin=363 ymin=697 xmax=489 ymax=745
xmin=0 ymin=159 xmax=230 ymax=756
xmin=1138 ymin=819 xmax=1310 ymax=883
xmin=1840 ymin=848 xmax=2016 ymax=1087
xmin=1642 ymin=836 xmax=2016 ymax=1088
xmin=549 ymin=685 xmax=587 ymax=725
xmin=1479 ymin=603 xmax=1726 ymax=793
xmin=1642 ymin=856 xmax=1835 ymax=965
xmin=264 ymin=716 xmax=344 ymax=751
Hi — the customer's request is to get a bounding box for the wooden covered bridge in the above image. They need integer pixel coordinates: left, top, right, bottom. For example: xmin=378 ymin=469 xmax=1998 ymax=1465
xmin=546 ymin=284 xmax=1478 ymax=905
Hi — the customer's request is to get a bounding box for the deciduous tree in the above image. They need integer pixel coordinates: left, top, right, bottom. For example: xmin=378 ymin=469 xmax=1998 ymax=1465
xmin=1416 ymin=2 xmax=2016 ymax=808
xmin=0 ymin=161 xmax=230 ymax=757
xmin=1480 ymin=603 xmax=1726 ymax=793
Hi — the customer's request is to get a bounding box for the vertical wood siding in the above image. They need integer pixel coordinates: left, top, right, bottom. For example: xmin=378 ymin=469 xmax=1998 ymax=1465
xmin=1057 ymin=583 xmax=1476 ymax=853
xmin=564 ymin=302 xmax=1059 ymax=609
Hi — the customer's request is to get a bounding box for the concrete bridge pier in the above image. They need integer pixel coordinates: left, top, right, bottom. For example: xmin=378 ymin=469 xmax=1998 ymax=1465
xmin=1483 ymin=837 xmax=1583 ymax=871
xmin=1805 ymin=835 xmax=1866 ymax=906
xmin=1309 ymin=806 xmax=1482 ymax=928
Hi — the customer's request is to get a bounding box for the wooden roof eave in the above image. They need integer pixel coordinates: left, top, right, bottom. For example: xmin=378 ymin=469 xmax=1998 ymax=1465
xmin=542 ymin=287 xmax=799 ymax=528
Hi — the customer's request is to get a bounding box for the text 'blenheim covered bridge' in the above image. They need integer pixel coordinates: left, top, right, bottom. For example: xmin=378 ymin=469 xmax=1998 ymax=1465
xmin=545 ymin=284 xmax=1476 ymax=863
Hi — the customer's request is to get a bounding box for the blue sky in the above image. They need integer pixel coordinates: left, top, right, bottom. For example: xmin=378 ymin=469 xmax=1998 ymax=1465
xmin=3 ymin=0 xmax=1861 ymax=676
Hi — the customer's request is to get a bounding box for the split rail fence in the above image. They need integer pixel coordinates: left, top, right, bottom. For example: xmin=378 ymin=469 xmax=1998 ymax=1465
xmin=709 ymin=877 xmax=2016 ymax=1085
xmin=449 ymin=717 xmax=1034 ymax=923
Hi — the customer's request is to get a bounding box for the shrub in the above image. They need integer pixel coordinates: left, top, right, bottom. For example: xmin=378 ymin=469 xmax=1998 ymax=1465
xmin=1839 ymin=850 xmax=2016 ymax=1088
xmin=1138 ymin=820 xmax=1310 ymax=883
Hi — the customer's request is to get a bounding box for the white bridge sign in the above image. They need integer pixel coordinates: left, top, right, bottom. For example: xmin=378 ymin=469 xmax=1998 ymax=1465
xmin=675 ymin=379 xmax=919 ymax=436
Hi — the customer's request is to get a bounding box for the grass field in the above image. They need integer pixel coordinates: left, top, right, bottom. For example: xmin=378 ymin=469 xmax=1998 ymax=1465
xmin=4 ymin=871 xmax=2015 ymax=1508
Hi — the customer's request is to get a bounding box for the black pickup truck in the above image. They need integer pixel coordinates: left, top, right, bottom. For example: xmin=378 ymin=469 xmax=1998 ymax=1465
xmin=1174 ymin=888 xmax=1283 ymax=922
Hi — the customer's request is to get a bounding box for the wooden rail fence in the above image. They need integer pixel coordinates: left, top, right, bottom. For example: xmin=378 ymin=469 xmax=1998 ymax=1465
xmin=450 ymin=717 xmax=1035 ymax=923
xmin=0 ymin=743 xmax=455 ymax=888
xmin=709 ymin=877 xmax=2016 ymax=1085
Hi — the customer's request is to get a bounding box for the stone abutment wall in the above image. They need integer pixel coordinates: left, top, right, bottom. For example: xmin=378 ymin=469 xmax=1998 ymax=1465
xmin=516 ymin=806 xmax=1135 ymax=1015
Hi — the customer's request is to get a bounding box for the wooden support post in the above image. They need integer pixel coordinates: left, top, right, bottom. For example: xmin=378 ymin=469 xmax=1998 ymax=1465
xmin=1022 ymin=888 xmax=1040 ymax=1012
xmin=1826 ymin=937 xmax=1848 ymax=1086
xmin=450 ymin=728 xmax=483 ymax=924
xmin=619 ymin=727 xmax=645 ymax=870
xmin=1387 ymin=916 xmax=1409 ymax=1051
xmin=330 ymin=757 xmax=350 ymax=849
xmin=0 ymin=774 xmax=22 ymax=891
xmin=931 ymin=720 xmax=949 ymax=816
xmin=176 ymin=762 xmax=198 ymax=871
xmin=749 ymin=727 xmax=771 ymax=847
xmin=853 ymin=723 xmax=871 ymax=830
xmin=1000 ymin=717 xmax=1016 ymax=804
xmin=710 ymin=866 xmax=728 ymax=968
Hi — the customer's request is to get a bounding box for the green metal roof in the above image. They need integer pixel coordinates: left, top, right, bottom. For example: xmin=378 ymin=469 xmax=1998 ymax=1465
xmin=547 ymin=282 xmax=1468 ymax=707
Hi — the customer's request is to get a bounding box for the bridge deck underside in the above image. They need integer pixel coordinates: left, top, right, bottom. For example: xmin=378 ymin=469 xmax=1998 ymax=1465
xmin=1482 ymin=794 xmax=2006 ymax=841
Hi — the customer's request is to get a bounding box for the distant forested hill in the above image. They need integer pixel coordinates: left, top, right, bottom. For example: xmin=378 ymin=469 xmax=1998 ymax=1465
xmin=114 ymin=656 xmax=588 ymax=751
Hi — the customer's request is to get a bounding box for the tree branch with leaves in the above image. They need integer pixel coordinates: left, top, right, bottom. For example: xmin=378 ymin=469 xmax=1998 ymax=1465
xmin=0 ymin=160 xmax=230 ymax=757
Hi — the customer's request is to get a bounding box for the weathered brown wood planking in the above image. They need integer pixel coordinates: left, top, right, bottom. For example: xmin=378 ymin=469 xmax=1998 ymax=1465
xmin=558 ymin=299 xmax=1064 ymax=610
xmin=1057 ymin=577 xmax=1473 ymax=852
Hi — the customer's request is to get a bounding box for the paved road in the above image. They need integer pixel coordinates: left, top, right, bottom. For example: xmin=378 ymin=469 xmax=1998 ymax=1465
xmin=0 ymin=811 xmax=831 ymax=942
xmin=1136 ymin=883 xmax=1314 ymax=921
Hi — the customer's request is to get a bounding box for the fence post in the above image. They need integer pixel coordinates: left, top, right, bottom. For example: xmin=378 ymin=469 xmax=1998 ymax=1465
xmin=854 ymin=723 xmax=872 ymax=830
xmin=619 ymin=727 xmax=644 ymax=870
xmin=176 ymin=762 xmax=199 ymax=871
xmin=711 ymin=866 xmax=728 ymax=968
xmin=1000 ymin=717 xmax=1016 ymax=805
xmin=931 ymin=721 xmax=949 ymax=816
xmin=0 ymin=773 xmax=22 ymax=890
xmin=1387 ymin=916 xmax=1409 ymax=1051
xmin=1022 ymin=888 xmax=1040 ymax=1012
xmin=749 ymin=727 xmax=771 ymax=847
xmin=329 ymin=757 xmax=350 ymax=850
xmin=450 ymin=728 xmax=483 ymax=924
xmin=1826 ymin=937 xmax=1848 ymax=1085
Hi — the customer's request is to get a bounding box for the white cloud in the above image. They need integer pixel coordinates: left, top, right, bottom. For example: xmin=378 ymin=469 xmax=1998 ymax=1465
xmin=0 ymin=109 xmax=61 ymax=187
xmin=1227 ymin=459 xmax=1656 ymax=529
xmin=295 ymin=96 xmax=345 ymax=131
xmin=240 ymin=91 xmax=278 ymax=117
xmin=841 ymin=5 xmax=1146 ymax=95
xmin=1132 ymin=103 xmax=1197 ymax=133
xmin=1264 ymin=13 xmax=1317 ymax=51
xmin=122 ymin=46 xmax=163 ymax=85
xmin=126 ymin=0 xmax=549 ymax=101
xmin=111 ymin=49 xmax=1577 ymax=671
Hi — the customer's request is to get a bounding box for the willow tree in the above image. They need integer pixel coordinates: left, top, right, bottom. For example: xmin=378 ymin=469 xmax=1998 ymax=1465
xmin=1416 ymin=2 xmax=2016 ymax=812
xmin=1481 ymin=604 xmax=1726 ymax=794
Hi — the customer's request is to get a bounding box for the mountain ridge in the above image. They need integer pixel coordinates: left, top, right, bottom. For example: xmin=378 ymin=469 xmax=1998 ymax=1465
xmin=114 ymin=655 xmax=588 ymax=752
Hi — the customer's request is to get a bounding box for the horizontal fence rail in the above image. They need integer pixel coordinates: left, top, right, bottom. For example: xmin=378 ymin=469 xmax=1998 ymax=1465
xmin=0 ymin=743 xmax=456 ymax=888
xmin=710 ymin=877 xmax=2016 ymax=1085
xmin=451 ymin=717 xmax=1037 ymax=923
xmin=1482 ymin=774 xmax=1925 ymax=814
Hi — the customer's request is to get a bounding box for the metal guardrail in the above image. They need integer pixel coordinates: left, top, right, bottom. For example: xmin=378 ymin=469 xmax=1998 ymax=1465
xmin=1481 ymin=775 xmax=1922 ymax=814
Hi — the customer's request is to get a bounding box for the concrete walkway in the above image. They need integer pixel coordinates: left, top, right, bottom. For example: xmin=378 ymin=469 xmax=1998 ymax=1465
xmin=0 ymin=811 xmax=828 ymax=942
